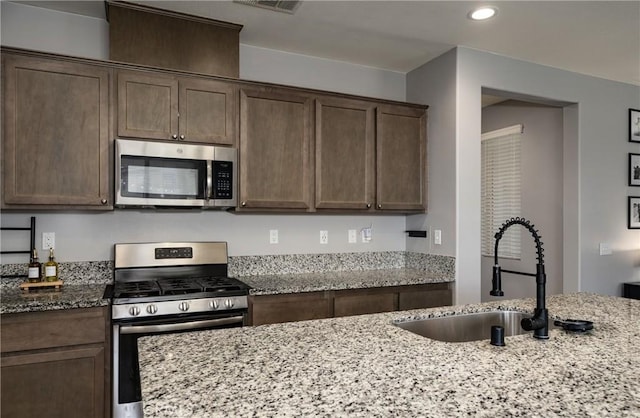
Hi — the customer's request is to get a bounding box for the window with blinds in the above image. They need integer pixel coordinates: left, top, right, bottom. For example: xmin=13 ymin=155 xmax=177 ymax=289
xmin=481 ymin=124 xmax=523 ymax=259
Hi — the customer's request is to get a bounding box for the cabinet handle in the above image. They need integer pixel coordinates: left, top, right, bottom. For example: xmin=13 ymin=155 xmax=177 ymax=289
xmin=377 ymin=204 xmax=382 ymax=209
xmin=366 ymin=203 xmax=371 ymax=209
xmin=241 ymin=201 xmax=246 ymax=207
xmin=180 ymin=135 xmax=185 ymax=140
xmin=100 ymin=199 xmax=108 ymax=205
xmin=172 ymin=134 xmax=178 ymax=139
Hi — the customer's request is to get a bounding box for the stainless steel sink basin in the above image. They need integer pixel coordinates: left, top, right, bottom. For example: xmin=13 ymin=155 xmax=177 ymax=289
xmin=394 ymin=310 xmax=551 ymax=342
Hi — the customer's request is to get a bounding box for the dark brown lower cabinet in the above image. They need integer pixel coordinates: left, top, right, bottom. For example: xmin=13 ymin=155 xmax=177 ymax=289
xmin=0 ymin=307 xmax=109 ymax=418
xmin=333 ymin=288 xmax=397 ymax=317
xmin=250 ymin=283 xmax=452 ymax=326
xmin=249 ymin=291 xmax=332 ymax=326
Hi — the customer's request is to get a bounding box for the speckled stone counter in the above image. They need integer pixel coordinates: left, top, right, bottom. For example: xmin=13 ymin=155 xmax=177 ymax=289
xmin=241 ymin=268 xmax=453 ymax=295
xmin=0 ymin=284 xmax=108 ymax=314
xmin=138 ymin=293 xmax=640 ymax=417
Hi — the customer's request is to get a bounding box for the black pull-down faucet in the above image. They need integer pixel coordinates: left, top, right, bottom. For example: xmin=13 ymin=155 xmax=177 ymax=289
xmin=491 ymin=217 xmax=549 ymax=339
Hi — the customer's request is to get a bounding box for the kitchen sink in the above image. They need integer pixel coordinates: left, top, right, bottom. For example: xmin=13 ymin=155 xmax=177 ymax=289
xmin=394 ymin=310 xmax=554 ymax=343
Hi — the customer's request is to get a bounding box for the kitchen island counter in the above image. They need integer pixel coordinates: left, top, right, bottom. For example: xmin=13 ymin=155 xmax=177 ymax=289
xmin=138 ymin=293 xmax=639 ymax=417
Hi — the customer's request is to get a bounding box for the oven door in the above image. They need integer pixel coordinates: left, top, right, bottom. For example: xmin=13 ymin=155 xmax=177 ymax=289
xmin=113 ymin=311 xmax=245 ymax=418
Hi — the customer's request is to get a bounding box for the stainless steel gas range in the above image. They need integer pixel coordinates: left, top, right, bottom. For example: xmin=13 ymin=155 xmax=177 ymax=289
xmin=106 ymin=242 xmax=250 ymax=418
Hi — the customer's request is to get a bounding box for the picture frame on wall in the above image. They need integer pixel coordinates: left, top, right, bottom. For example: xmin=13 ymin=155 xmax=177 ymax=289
xmin=629 ymin=196 xmax=640 ymax=229
xmin=630 ymin=108 xmax=640 ymax=142
xmin=630 ymin=153 xmax=640 ymax=186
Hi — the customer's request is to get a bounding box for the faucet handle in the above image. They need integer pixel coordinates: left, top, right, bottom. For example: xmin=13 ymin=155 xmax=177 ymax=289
xmin=490 ymin=265 xmax=504 ymax=296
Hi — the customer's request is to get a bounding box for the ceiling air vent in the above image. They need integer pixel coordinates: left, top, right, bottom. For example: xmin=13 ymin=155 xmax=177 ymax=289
xmin=233 ymin=0 xmax=302 ymax=14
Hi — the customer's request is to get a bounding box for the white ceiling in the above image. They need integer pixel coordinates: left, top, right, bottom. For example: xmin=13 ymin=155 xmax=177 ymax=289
xmin=14 ymin=0 xmax=640 ymax=86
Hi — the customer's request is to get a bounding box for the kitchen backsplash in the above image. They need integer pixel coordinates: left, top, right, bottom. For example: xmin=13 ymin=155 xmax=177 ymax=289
xmin=0 ymin=252 xmax=455 ymax=289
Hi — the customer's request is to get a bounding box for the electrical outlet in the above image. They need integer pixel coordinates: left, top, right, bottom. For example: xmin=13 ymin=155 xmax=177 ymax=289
xmin=320 ymin=230 xmax=328 ymax=244
xmin=42 ymin=232 xmax=55 ymax=250
xmin=348 ymin=229 xmax=357 ymax=243
xmin=269 ymin=230 xmax=279 ymax=244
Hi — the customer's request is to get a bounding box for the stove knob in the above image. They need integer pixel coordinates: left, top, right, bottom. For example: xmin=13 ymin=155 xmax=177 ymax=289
xmin=209 ymin=300 xmax=219 ymax=310
xmin=129 ymin=306 xmax=141 ymax=317
xmin=178 ymin=301 xmax=190 ymax=312
xmin=146 ymin=304 xmax=158 ymax=315
xmin=224 ymin=299 xmax=234 ymax=309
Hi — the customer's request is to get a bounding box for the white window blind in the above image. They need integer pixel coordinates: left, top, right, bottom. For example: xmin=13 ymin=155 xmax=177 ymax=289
xmin=481 ymin=124 xmax=523 ymax=259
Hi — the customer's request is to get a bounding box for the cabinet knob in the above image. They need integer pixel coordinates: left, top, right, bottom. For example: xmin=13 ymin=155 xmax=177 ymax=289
xmin=241 ymin=201 xmax=246 ymax=207
xmin=172 ymin=134 xmax=178 ymax=139
xmin=101 ymin=199 xmax=108 ymax=205
xmin=366 ymin=203 xmax=371 ymax=209
xmin=377 ymin=204 xmax=382 ymax=209
xmin=179 ymin=135 xmax=185 ymax=140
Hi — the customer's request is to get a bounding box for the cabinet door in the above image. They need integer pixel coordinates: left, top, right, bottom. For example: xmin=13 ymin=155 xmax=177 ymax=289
xmin=1 ymin=347 xmax=105 ymax=418
xmin=333 ymin=288 xmax=397 ymax=317
xmin=376 ymin=105 xmax=427 ymax=212
xmin=239 ymin=88 xmax=313 ymax=210
xmin=315 ymin=97 xmax=375 ymax=210
xmin=249 ymin=292 xmax=331 ymax=325
xmin=2 ymin=54 xmax=111 ymax=208
xmin=398 ymin=284 xmax=452 ymax=310
xmin=117 ymin=70 xmax=178 ymax=140
xmin=179 ymin=78 xmax=237 ymax=145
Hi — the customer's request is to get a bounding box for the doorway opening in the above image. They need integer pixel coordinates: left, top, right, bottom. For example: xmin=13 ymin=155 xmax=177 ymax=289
xmin=480 ymin=89 xmax=576 ymax=302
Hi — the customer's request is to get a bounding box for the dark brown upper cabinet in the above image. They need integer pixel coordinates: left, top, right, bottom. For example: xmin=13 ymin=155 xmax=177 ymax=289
xmin=117 ymin=70 xmax=237 ymax=145
xmin=376 ymin=104 xmax=427 ymax=212
xmin=2 ymin=53 xmax=111 ymax=209
xmin=238 ymin=87 xmax=313 ymax=211
xmin=315 ymin=97 xmax=375 ymax=210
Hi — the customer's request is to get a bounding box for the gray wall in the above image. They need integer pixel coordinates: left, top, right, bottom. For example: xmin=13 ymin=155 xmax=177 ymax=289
xmin=412 ymin=47 xmax=640 ymax=302
xmin=405 ymin=49 xmax=458 ymax=298
xmin=481 ymin=101 xmax=564 ymax=301
xmin=0 ymin=2 xmax=408 ymax=263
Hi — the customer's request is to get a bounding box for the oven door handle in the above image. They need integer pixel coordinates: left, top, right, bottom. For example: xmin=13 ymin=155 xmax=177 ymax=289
xmin=118 ymin=315 xmax=244 ymax=334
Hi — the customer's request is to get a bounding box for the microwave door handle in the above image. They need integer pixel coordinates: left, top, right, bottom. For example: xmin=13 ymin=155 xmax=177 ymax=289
xmin=206 ymin=161 xmax=213 ymax=200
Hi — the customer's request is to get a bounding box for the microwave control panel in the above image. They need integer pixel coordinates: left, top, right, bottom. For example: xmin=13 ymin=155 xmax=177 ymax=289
xmin=212 ymin=161 xmax=233 ymax=200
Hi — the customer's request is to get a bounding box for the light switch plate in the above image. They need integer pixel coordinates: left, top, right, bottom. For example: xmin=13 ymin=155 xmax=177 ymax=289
xmin=434 ymin=229 xmax=442 ymax=245
xmin=599 ymin=243 xmax=612 ymax=256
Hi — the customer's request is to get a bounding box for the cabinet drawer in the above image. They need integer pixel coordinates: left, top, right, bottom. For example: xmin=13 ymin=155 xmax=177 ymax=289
xmin=1 ymin=307 xmax=107 ymax=353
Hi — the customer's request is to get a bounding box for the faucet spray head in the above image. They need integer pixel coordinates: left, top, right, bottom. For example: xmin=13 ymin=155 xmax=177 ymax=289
xmin=490 ymin=265 xmax=504 ymax=296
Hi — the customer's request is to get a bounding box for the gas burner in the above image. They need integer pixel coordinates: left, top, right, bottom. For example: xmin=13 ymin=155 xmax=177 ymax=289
xmin=115 ymin=281 xmax=161 ymax=298
xmin=158 ymin=278 xmax=202 ymax=295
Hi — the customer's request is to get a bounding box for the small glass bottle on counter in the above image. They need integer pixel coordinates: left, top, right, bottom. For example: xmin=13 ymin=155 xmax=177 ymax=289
xmin=27 ymin=249 xmax=41 ymax=283
xmin=44 ymin=248 xmax=59 ymax=282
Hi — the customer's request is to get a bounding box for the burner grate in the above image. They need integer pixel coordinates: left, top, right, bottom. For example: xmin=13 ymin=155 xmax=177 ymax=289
xmin=115 ymin=281 xmax=162 ymax=298
xmin=158 ymin=278 xmax=203 ymax=295
xmin=195 ymin=276 xmax=244 ymax=292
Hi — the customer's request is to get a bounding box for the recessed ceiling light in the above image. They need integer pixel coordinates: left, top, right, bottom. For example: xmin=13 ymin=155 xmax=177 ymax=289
xmin=468 ymin=6 xmax=498 ymax=21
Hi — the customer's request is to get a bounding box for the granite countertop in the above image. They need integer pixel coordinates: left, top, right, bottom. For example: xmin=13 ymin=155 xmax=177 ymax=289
xmin=241 ymin=268 xmax=453 ymax=296
xmin=0 ymin=284 xmax=109 ymax=314
xmin=138 ymin=293 xmax=640 ymax=417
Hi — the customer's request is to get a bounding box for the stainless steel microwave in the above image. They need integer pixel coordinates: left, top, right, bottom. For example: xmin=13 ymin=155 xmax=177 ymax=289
xmin=115 ymin=138 xmax=237 ymax=209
